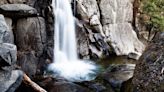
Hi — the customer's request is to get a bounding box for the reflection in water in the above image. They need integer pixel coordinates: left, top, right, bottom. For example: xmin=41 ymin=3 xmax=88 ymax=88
xmin=97 ymin=55 xmax=136 ymax=69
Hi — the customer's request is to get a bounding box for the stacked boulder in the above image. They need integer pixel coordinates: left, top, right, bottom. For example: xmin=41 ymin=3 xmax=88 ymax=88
xmin=0 ymin=0 xmax=52 ymax=91
xmin=0 ymin=0 xmax=50 ymax=78
xmin=0 ymin=14 xmax=23 ymax=92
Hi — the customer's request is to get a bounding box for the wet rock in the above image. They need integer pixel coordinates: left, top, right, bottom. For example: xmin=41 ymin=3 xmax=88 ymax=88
xmin=101 ymin=64 xmax=135 ymax=91
xmin=76 ymin=19 xmax=90 ymax=59
xmin=0 ymin=4 xmax=38 ymax=18
xmin=0 ymin=14 xmax=14 ymax=43
xmin=131 ymin=32 xmax=164 ymax=92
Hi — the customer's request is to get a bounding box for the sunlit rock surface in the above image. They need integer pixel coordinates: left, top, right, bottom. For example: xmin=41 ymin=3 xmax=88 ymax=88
xmin=76 ymin=0 xmax=145 ymax=59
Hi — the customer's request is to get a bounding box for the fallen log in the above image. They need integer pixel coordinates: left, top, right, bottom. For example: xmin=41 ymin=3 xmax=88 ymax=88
xmin=23 ymin=74 xmax=47 ymax=92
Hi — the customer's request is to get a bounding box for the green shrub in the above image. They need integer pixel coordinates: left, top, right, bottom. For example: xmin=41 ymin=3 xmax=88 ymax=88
xmin=140 ymin=0 xmax=164 ymax=32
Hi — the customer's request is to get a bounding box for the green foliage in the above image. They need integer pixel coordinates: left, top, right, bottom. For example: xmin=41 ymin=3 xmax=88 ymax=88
xmin=140 ymin=0 xmax=164 ymax=32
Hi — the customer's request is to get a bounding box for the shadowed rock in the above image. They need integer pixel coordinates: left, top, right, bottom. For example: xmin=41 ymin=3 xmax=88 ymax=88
xmin=130 ymin=32 xmax=164 ymax=92
xmin=15 ymin=17 xmax=46 ymax=77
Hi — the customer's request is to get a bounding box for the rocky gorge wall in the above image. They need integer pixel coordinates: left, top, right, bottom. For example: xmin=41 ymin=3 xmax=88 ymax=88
xmin=0 ymin=0 xmax=148 ymax=92
xmin=0 ymin=0 xmax=53 ymax=91
xmin=75 ymin=0 xmax=145 ymax=60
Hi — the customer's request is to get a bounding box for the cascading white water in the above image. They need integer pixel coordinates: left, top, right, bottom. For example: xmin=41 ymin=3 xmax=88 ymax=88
xmin=48 ymin=0 xmax=97 ymax=81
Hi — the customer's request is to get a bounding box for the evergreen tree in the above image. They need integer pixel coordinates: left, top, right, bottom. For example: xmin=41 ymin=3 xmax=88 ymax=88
xmin=140 ymin=0 xmax=164 ymax=32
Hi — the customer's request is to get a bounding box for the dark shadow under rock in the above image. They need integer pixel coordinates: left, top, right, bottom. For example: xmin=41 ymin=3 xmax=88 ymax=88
xmin=36 ymin=77 xmax=91 ymax=92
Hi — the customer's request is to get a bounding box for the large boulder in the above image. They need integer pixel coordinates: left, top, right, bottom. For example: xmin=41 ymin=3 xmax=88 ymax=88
xmin=0 ymin=0 xmax=26 ymax=5
xmin=16 ymin=17 xmax=46 ymax=56
xmin=15 ymin=17 xmax=46 ymax=77
xmin=99 ymin=0 xmax=145 ymax=59
xmin=0 ymin=43 xmax=23 ymax=92
xmin=131 ymin=32 xmax=164 ymax=92
xmin=103 ymin=23 xmax=145 ymax=59
xmin=100 ymin=64 xmax=135 ymax=91
xmin=0 ymin=4 xmax=38 ymax=18
xmin=0 ymin=70 xmax=23 ymax=92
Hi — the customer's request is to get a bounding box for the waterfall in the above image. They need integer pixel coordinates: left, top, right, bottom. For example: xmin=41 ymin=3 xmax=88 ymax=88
xmin=48 ymin=0 xmax=97 ymax=82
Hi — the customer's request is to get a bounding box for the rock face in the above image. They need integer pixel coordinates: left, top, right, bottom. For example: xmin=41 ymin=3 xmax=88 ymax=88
xmin=16 ymin=17 xmax=46 ymax=56
xmin=0 ymin=14 xmax=23 ymax=92
xmin=0 ymin=0 xmax=52 ymax=79
xmin=15 ymin=17 xmax=46 ymax=77
xmin=131 ymin=32 xmax=164 ymax=92
xmin=103 ymin=23 xmax=145 ymax=59
xmin=0 ymin=14 xmax=14 ymax=43
xmin=76 ymin=0 xmax=145 ymax=59
xmin=76 ymin=20 xmax=90 ymax=59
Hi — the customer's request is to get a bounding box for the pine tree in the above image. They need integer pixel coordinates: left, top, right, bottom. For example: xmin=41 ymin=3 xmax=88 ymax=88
xmin=140 ymin=0 xmax=164 ymax=32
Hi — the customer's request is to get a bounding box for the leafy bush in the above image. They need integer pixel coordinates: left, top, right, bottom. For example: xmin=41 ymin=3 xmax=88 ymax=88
xmin=140 ymin=0 xmax=164 ymax=32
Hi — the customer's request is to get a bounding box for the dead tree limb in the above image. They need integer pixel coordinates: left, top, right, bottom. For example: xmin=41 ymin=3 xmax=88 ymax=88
xmin=23 ymin=74 xmax=47 ymax=92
